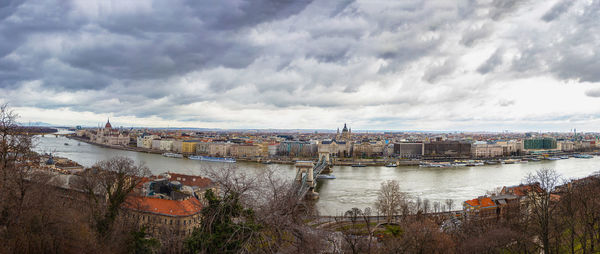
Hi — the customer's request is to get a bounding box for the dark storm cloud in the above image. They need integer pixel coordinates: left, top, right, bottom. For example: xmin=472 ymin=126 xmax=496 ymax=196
xmin=477 ymin=48 xmax=504 ymax=74
xmin=0 ymin=0 xmax=312 ymax=92
xmin=422 ymin=59 xmax=456 ymax=83
xmin=460 ymin=23 xmax=493 ymax=47
xmin=1 ymin=0 xmax=600 ymax=127
xmin=489 ymin=0 xmax=526 ymax=20
xmin=507 ymin=1 xmax=600 ymax=82
xmin=542 ymin=0 xmax=575 ymax=22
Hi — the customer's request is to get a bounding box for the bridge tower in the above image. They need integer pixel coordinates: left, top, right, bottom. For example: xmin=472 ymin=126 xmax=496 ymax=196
xmin=319 ymin=151 xmax=333 ymax=174
xmin=295 ymin=161 xmax=319 ymax=199
xmin=295 ymin=161 xmax=314 ymax=186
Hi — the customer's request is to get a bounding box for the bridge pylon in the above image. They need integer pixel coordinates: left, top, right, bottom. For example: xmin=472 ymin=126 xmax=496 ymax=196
xmin=295 ymin=160 xmax=320 ymax=200
xmin=295 ymin=161 xmax=314 ymax=187
xmin=319 ymin=151 xmax=333 ymax=174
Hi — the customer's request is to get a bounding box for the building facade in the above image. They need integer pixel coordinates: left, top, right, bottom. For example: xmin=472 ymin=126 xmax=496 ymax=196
xmin=90 ymin=119 xmax=130 ymax=146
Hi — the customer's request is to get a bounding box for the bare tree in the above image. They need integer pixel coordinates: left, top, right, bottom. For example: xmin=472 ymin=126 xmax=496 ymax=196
xmin=423 ymin=198 xmax=431 ymax=214
xmin=0 ymin=104 xmax=97 ymax=252
xmin=77 ymin=156 xmax=150 ymax=238
xmin=334 ymin=207 xmax=373 ymax=254
xmin=191 ymin=165 xmax=330 ymax=253
xmin=433 ymin=201 xmax=440 ymax=214
xmin=524 ymin=168 xmax=561 ymax=254
xmin=375 ymin=180 xmax=410 ymax=223
xmin=445 ymin=198 xmax=455 ymax=212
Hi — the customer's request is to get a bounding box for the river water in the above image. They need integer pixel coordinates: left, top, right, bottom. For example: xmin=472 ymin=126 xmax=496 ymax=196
xmin=36 ymin=133 xmax=600 ymax=216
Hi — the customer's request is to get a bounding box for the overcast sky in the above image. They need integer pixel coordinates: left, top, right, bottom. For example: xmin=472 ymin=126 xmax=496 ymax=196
xmin=1 ymin=0 xmax=599 ymax=131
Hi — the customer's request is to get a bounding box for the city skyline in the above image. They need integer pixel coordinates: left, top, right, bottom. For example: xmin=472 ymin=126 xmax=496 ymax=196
xmin=1 ymin=0 xmax=600 ymax=131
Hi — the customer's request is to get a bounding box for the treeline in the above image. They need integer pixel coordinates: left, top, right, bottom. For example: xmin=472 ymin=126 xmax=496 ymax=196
xmin=331 ymin=169 xmax=600 ymax=254
xmin=0 ymin=104 xmax=155 ymax=253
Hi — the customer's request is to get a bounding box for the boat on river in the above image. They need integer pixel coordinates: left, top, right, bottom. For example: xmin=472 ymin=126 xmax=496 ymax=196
xmin=352 ymin=163 xmax=366 ymax=167
xmin=189 ymin=155 xmax=236 ymax=163
xmin=385 ymin=163 xmax=397 ymax=167
xmin=162 ymin=153 xmax=183 ymax=158
xmin=317 ymin=174 xmax=336 ymax=179
xmin=574 ymin=154 xmax=593 ymax=159
xmin=420 ymin=162 xmax=453 ymax=168
xmin=502 ymin=159 xmax=520 ymax=164
xmin=485 ymin=160 xmax=501 ymax=165
xmin=465 ymin=160 xmax=484 ymax=166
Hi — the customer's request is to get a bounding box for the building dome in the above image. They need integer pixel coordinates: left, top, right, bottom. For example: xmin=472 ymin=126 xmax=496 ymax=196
xmin=105 ymin=118 xmax=112 ymax=128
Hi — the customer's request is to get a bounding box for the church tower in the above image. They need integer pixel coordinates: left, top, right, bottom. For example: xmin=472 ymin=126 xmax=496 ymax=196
xmin=105 ymin=118 xmax=112 ymax=129
xmin=341 ymin=123 xmax=351 ymax=140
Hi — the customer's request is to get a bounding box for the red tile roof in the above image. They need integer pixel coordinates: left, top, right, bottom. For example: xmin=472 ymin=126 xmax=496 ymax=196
xmin=479 ymin=197 xmax=496 ymax=208
xmin=465 ymin=198 xmax=479 ymax=207
xmin=464 ymin=197 xmax=497 ymax=209
xmin=166 ymin=173 xmax=213 ymax=188
xmin=503 ymin=184 xmax=543 ymax=196
xmin=123 ymin=196 xmax=202 ymax=217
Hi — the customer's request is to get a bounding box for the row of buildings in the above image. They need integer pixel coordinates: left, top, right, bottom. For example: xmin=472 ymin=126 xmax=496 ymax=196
xmin=76 ymin=121 xmax=600 ymax=160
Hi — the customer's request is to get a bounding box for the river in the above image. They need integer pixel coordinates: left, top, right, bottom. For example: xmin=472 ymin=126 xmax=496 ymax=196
xmin=35 ymin=133 xmax=600 ymax=216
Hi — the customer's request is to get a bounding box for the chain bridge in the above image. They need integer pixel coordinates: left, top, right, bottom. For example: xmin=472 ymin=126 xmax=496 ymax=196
xmin=294 ymin=151 xmax=333 ymax=200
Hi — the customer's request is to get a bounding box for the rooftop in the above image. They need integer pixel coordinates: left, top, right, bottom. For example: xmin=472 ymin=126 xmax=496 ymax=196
xmin=123 ymin=196 xmax=202 ymax=217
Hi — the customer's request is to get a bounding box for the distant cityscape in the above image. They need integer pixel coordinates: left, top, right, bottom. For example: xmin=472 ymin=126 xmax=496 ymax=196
xmin=65 ymin=119 xmax=600 ymax=167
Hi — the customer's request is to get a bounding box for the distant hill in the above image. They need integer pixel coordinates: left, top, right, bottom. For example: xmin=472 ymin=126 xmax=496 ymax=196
xmin=19 ymin=121 xmax=54 ymax=127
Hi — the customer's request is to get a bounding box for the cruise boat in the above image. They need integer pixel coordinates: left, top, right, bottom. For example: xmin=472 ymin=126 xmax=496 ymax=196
xmin=189 ymin=155 xmax=236 ymax=163
xmin=420 ymin=162 xmax=453 ymax=168
xmin=559 ymin=155 xmax=569 ymax=159
xmin=316 ymin=174 xmax=336 ymax=179
xmin=574 ymin=154 xmax=593 ymax=159
xmin=465 ymin=160 xmax=484 ymax=166
xmin=546 ymin=157 xmax=561 ymax=161
xmin=162 ymin=153 xmax=183 ymax=158
xmin=385 ymin=163 xmax=397 ymax=167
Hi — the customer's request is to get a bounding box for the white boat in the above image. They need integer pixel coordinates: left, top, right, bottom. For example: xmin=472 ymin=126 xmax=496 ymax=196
xmin=316 ymin=174 xmax=336 ymax=179
xmin=162 ymin=153 xmax=183 ymax=158
xmin=385 ymin=163 xmax=397 ymax=167
xmin=189 ymin=155 xmax=236 ymax=163
xmin=420 ymin=162 xmax=453 ymax=168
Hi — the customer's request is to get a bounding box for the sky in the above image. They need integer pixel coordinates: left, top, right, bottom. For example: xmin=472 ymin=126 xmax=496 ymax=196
xmin=1 ymin=0 xmax=600 ymax=132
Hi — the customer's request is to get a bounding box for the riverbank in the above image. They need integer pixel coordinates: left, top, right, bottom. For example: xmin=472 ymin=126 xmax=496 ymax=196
xmin=65 ymin=134 xmax=598 ymax=167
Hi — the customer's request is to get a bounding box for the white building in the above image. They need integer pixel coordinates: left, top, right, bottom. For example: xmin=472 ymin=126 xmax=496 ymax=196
xmin=136 ymin=134 xmax=158 ymax=149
